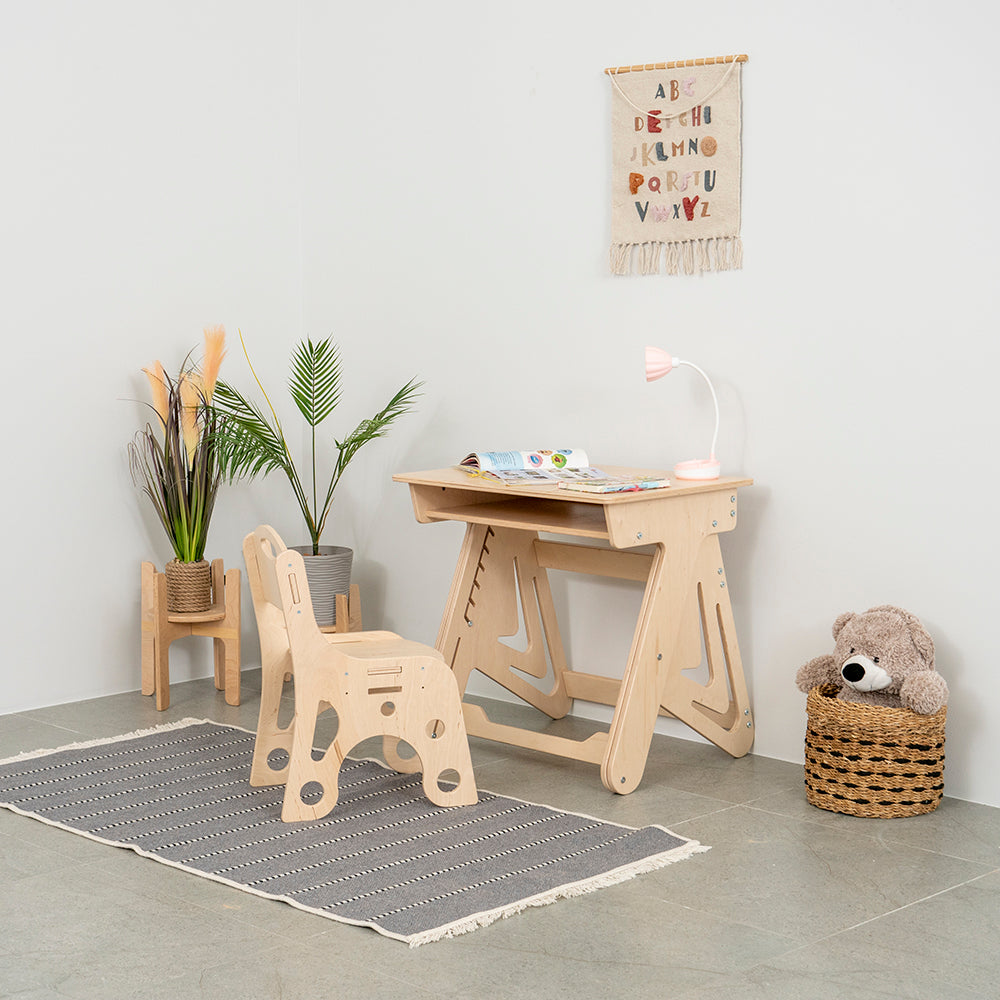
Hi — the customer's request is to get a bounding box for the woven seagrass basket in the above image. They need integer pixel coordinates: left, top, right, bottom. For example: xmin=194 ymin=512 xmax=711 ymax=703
xmin=804 ymin=684 xmax=946 ymax=818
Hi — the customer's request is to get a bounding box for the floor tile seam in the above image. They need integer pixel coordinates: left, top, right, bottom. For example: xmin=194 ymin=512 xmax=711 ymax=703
xmin=4 ymin=714 xmax=93 ymax=742
xmin=705 ymin=782 xmax=805 ymax=807
xmin=821 ymin=868 xmax=1000 ymax=938
xmin=740 ymin=801 xmax=1000 ymax=866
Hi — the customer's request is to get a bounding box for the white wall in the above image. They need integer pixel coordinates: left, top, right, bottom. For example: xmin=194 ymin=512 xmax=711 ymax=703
xmin=3 ymin=1 xmax=998 ymax=807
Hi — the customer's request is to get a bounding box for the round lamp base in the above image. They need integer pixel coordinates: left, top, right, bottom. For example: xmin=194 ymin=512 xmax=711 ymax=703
xmin=674 ymin=458 xmax=721 ymax=481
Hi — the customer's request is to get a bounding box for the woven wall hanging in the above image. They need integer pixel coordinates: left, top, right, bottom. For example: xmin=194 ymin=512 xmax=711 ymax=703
xmin=607 ymin=54 xmax=747 ymax=276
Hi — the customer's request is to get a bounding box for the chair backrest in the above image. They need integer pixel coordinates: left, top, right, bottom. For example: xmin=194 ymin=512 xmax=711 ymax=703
xmin=243 ymin=524 xmax=328 ymax=658
xmin=243 ymin=525 xmax=304 ymax=680
xmin=243 ymin=525 xmax=288 ymax=613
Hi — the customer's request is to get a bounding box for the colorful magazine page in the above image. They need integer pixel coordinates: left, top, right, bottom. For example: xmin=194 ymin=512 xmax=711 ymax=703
xmin=459 ymin=448 xmax=590 ymax=473
xmin=556 ymin=475 xmax=671 ymax=494
xmin=458 ymin=449 xmax=604 ymax=485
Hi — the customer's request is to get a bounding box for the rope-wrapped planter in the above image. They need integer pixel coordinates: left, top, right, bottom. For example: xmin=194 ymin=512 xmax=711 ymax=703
xmin=164 ymin=558 xmax=213 ymax=614
xmin=804 ymin=684 xmax=946 ymax=818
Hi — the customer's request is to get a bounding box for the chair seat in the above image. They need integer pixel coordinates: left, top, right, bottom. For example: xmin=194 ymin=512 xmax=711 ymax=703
xmin=316 ymin=633 xmax=441 ymax=661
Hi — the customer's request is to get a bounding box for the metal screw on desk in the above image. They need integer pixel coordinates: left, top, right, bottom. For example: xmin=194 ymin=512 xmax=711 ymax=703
xmin=744 ymin=709 xmax=750 ymax=715
xmin=718 ymin=568 xmax=723 ymax=575
xmin=636 ymin=531 xmax=643 ymax=540
xmin=621 ymin=776 xmax=626 ymax=784
xmin=712 ymin=520 xmax=718 ymax=527
xmin=466 ymin=620 xmax=473 ymax=627
xmin=720 ymin=581 xmax=726 ymax=588
xmin=731 ymin=496 xmax=736 ymax=502
xmin=746 ymin=720 xmax=752 ymax=728
xmin=731 ymin=510 xmax=736 ymax=517
xmin=657 ymin=653 xmax=662 ymax=660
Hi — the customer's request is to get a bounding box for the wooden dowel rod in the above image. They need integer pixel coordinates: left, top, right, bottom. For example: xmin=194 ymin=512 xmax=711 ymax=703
xmin=605 ymin=54 xmax=748 ymax=75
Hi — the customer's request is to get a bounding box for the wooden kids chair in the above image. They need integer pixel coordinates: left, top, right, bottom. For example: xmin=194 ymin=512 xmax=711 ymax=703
xmin=243 ymin=526 xmax=477 ymax=821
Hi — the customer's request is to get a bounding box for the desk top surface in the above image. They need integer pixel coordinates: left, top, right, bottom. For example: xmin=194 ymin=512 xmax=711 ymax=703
xmin=393 ymin=466 xmax=753 ymax=505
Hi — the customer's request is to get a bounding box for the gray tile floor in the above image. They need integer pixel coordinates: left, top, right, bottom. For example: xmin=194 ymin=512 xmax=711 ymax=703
xmin=2 ymin=672 xmax=998 ymax=1000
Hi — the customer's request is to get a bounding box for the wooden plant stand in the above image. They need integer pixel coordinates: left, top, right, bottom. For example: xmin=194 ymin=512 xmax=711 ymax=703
xmin=140 ymin=559 xmax=241 ymax=711
xmin=394 ymin=466 xmax=754 ymax=794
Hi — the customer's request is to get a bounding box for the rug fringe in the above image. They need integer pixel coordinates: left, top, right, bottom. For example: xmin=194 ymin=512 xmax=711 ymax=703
xmin=0 ymin=717 xmax=211 ymax=765
xmin=406 ymin=836 xmax=711 ymax=947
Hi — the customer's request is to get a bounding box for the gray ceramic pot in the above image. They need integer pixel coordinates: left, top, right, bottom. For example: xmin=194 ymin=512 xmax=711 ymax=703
xmin=291 ymin=545 xmax=353 ymax=628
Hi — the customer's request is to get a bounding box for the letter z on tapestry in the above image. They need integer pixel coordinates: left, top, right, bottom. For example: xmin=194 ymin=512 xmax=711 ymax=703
xmin=607 ymin=55 xmax=747 ymax=276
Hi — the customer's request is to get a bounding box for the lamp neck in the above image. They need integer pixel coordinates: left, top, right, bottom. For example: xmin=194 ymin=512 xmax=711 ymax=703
xmin=676 ymin=359 xmax=720 ymax=460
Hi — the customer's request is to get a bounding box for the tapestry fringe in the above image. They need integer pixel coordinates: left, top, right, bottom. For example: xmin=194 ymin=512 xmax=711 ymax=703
xmin=610 ymin=237 xmax=743 ymax=276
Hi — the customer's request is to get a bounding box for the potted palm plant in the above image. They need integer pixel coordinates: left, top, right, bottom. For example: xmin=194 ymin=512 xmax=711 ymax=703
xmin=212 ymin=332 xmax=421 ymax=627
xmin=129 ymin=327 xmax=227 ymax=613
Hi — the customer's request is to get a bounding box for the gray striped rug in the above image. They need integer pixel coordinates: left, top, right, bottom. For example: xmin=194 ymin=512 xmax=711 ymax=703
xmin=0 ymin=719 xmax=707 ymax=946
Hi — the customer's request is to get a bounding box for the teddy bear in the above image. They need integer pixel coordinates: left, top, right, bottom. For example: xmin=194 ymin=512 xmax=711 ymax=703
xmin=795 ymin=605 xmax=947 ymax=714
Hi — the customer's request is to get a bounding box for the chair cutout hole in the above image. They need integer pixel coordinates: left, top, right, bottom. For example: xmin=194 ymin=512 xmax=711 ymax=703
xmin=312 ymin=704 xmax=339 ymax=757
xmin=426 ymin=719 xmax=446 ymax=740
xmin=266 ymin=748 xmax=289 ymax=772
xmin=299 ymin=780 xmax=324 ymax=804
xmin=436 ymin=768 xmax=461 ymax=792
xmin=380 ymin=701 xmax=396 ymax=717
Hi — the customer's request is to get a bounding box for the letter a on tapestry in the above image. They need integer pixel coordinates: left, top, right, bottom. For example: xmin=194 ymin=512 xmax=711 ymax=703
xmin=606 ymin=55 xmax=747 ymax=276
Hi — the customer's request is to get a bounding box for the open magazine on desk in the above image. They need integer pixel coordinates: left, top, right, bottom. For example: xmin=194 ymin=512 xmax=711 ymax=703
xmin=457 ymin=448 xmax=605 ymax=485
xmin=456 ymin=449 xmax=670 ymax=492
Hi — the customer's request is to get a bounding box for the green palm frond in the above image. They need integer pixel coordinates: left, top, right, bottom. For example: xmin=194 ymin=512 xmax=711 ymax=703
xmin=211 ymin=381 xmax=291 ymax=479
xmin=317 ymin=377 xmax=423 ymax=540
xmin=288 ymin=338 xmax=342 ymax=427
xmin=209 ymin=333 xmax=421 ymax=553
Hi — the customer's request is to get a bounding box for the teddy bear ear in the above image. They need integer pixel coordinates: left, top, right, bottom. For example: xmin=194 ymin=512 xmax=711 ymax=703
xmin=869 ymin=605 xmax=936 ymax=668
xmin=832 ymin=612 xmax=855 ymax=640
xmin=907 ymin=617 xmax=935 ymax=668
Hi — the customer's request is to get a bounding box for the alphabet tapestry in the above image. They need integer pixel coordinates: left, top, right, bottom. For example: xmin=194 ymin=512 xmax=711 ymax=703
xmin=607 ymin=55 xmax=747 ymax=276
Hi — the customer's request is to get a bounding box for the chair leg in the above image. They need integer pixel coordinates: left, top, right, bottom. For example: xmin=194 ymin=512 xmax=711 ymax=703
xmin=282 ymin=687 xmax=345 ymax=822
xmin=250 ymin=651 xmax=294 ymax=787
xmin=401 ymin=662 xmax=478 ymax=807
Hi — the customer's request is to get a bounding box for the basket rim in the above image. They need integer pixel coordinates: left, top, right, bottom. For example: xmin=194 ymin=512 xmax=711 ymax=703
xmin=806 ymin=683 xmax=946 ymax=727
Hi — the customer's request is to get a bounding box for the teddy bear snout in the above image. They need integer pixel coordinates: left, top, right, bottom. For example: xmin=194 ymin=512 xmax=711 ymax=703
xmin=840 ymin=655 xmax=893 ymax=692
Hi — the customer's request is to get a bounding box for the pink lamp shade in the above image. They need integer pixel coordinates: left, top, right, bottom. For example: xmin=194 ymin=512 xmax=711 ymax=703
xmin=644 ymin=346 xmax=676 ymax=382
xmin=644 ymin=346 xmax=721 ymax=481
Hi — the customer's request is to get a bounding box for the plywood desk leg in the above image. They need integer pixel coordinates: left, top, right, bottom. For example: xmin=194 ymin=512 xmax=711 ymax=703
xmin=602 ymin=531 xmax=753 ymax=792
xmin=657 ymin=534 xmax=754 ymax=757
xmin=439 ymin=523 xmax=571 ymax=720
xmin=600 ymin=542 xmax=677 ymax=794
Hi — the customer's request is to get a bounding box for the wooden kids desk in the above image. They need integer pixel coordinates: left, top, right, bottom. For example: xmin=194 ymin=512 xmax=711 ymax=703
xmin=393 ymin=467 xmax=754 ymax=793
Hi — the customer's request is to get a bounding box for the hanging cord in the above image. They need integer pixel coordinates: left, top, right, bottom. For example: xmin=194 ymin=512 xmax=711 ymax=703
xmin=607 ymin=58 xmax=742 ymax=123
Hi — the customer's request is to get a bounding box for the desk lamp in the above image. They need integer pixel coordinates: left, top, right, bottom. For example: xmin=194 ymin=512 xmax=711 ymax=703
xmin=644 ymin=346 xmax=721 ymax=480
